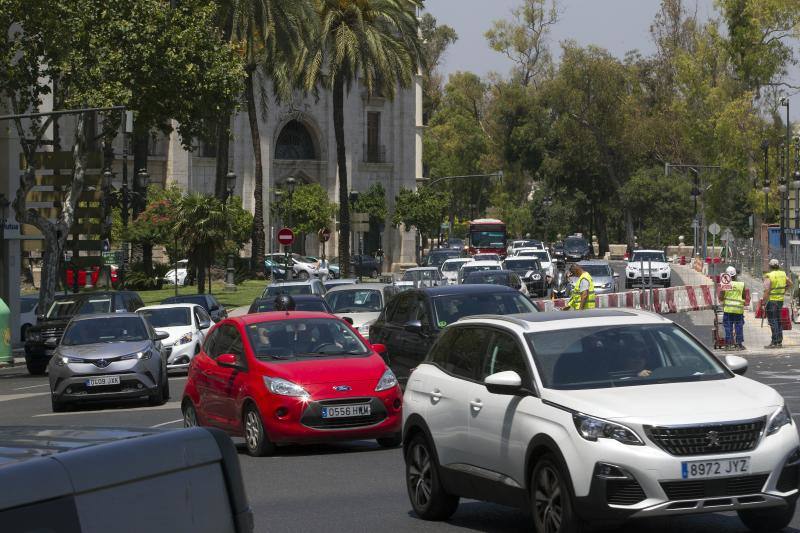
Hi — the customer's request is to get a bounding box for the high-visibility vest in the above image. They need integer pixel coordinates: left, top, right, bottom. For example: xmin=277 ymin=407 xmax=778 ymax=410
xmin=568 ymin=272 xmax=596 ymax=310
xmin=766 ymin=270 xmax=787 ymax=302
xmin=722 ymin=281 xmax=745 ymax=315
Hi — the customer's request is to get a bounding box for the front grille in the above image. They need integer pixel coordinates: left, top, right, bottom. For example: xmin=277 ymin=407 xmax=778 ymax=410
xmin=645 ymin=418 xmax=765 ymax=456
xmin=606 ymin=479 xmax=647 ymax=505
xmin=660 ymin=474 xmax=768 ymax=500
xmin=41 ymin=327 xmax=65 ymax=339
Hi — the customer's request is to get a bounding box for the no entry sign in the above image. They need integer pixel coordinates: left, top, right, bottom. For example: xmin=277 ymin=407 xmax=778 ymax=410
xmin=277 ymin=227 xmax=295 ymax=246
xmin=319 ymin=227 xmax=331 ymax=243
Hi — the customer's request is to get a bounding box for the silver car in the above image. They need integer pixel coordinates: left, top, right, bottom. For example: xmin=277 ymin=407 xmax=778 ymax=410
xmin=578 ymin=260 xmax=619 ymax=294
xmin=47 ymin=313 xmax=170 ymax=412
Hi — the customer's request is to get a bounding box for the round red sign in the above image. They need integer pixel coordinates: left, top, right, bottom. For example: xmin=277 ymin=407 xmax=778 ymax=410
xmin=277 ymin=227 xmax=294 ymax=246
xmin=319 ymin=227 xmax=331 ymax=243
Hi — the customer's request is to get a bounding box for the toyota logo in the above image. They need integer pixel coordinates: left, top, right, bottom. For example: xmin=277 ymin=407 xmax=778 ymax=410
xmin=706 ymin=430 xmax=721 ymax=447
xmin=94 ymin=359 xmax=110 ymax=368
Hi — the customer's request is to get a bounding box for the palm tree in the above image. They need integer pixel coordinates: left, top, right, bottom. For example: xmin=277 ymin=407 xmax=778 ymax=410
xmin=175 ymin=193 xmax=230 ymax=293
xmin=301 ymin=0 xmax=422 ymax=276
xmin=217 ymin=0 xmax=312 ymax=266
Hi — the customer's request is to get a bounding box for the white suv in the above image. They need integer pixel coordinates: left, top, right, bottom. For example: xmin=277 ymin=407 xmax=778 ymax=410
xmin=626 ymin=249 xmax=671 ymax=289
xmin=403 ymin=310 xmax=799 ymax=532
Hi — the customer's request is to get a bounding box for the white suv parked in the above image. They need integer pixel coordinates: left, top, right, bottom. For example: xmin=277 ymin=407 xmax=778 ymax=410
xmin=625 ymin=249 xmax=671 ymax=289
xmin=403 ymin=310 xmax=799 ymax=532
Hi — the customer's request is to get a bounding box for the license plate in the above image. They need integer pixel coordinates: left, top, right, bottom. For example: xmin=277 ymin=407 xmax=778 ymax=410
xmin=85 ymin=375 xmax=121 ymax=387
xmin=321 ymin=404 xmax=371 ymax=419
xmin=681 ymin=457 xmax=750 ymax=479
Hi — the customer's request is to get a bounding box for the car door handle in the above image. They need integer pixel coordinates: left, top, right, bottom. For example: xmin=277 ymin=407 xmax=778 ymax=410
xmin=430 ymin=390 xmax=442 ymax=402
xmin=469 ymin=400 xmax=483 ymax=412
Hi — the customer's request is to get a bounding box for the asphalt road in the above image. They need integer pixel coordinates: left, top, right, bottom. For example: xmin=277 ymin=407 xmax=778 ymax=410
xmin=2 ymin=264 xmax=799 ymax=533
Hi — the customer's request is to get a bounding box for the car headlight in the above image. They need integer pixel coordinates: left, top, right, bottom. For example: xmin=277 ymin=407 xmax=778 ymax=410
xmin=573 ymin=413 xmax=644 ymax=445
xmin=263 ymin=376 xmax=309 ymax=398
xmin=767 ymin=405 xmax=792 ymax=436
xmin=531 ymin=273 xmax=542 ymax=280
xmin=55 ymin=355 xmax=84 ymax=366
xmin=120 ymin=350 xmax=152 ymax=361
xmin=175 ymin=332 xmax=193 ymax=346
xmin=375 ymin=368 xmax=398 ymax=391
xmin=598 ymin=283 xmax=611 ymax=289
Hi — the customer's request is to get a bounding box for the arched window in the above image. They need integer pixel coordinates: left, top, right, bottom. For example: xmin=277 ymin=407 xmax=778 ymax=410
xmin=275 ymin=120 xmax=317 ymax=160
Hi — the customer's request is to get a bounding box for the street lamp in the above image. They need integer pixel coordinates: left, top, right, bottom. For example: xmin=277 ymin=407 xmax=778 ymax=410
xmin=763 ymin=140 xmax=771 ymax=221
xmin=349 ymin=190 xmax=361 ymax=280
xmin=793 ymin=136 xmax=800 ymax=230
xmin=224 ymin=172 xmax=237 ymax=291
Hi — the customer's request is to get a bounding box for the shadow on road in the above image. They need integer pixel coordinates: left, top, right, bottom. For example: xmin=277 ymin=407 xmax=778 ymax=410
xmin=235 ymin=439 xmax=396 ymax=458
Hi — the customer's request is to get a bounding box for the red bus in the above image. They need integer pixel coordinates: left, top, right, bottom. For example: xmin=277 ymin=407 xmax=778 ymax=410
xmin=467 ymin=219 xmax=507 ymax=257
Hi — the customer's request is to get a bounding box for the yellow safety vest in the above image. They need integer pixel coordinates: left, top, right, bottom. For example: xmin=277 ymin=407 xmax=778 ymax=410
xmin=766 ymin=270 xmax=787 ymax=302
xmin=568 ymin=272 xmax=596 ymax=310
xmin=722 ymin=281 xmax=745 ymax=315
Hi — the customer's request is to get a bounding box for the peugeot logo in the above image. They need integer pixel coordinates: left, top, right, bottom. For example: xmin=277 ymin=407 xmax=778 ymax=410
xmin=332 ymin=385 xmax=351 ymax=392
xmin=706 ymin=430 xmax=721 ymax=447
xmin=94 ymin=359 xmax=110 ymax=368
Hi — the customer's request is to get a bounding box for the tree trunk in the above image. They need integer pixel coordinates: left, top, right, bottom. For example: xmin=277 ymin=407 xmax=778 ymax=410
xmin=196 ymin=255 xmax=207 ymax=294
xmin=214 ymin=115 xmax=231 ymax=201
xmin=334 ymin=76 xmax=351 ymax=277
xmin=142 ymin=243 xmax=153 ymax=275
xmin=246 ymin=68 xmax=266 ymax=266
xmin=625 ymin=208 xmax=635 ymax=251
xmin=596 ymin=210 xmax=609 ymax=257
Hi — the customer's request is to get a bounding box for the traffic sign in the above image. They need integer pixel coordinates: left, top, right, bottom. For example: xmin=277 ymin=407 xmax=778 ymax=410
xmin=277 ymin=227 xmax=295 ymax=246
xmin=708 ymin=222 xmax=721 ymax=236
xmin=721 ymin=228 xmax=734 ymax=243
xmin=720 ymin=272 xmax=732 ymax=291
xmin=318 ymin=227 xmax=331 ymax=243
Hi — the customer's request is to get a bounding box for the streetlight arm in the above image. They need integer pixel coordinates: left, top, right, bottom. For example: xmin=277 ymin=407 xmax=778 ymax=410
xmin=424 ymin=172 xmax=504 ymax=188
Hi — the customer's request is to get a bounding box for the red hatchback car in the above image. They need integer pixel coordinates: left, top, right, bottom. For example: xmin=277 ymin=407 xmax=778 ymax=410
xmin=181 ymin=311 xmax=403 ymax=456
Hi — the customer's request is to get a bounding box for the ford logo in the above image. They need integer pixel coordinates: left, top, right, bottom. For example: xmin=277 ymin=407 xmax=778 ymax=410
xmin=332 ymin=385 xmax=351 ymax=392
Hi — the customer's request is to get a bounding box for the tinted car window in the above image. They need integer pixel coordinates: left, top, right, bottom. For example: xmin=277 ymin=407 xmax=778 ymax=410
xmin=76 ymin=297 xmax=113 ymax=315
xmin=265 ymin=285 xmax=313 ymax=297
xmin=427 ymin=327 xmax=458 ymax=368
xmin=163 ymin=295 xmax=208 ymax=310
xmin=433 ymin=291 xmax=536 ymax=328
xmin=631 ymin=252 xmax=666 ymax=262
xmin=245 ymin=318 xmax=369 ymax=359
xmin=390 ymin=293 xmax=416 ymax=324
xmin=504 ymin=259 xmax=541 ymax=271
xmin=326 ymin=290 xmax=383 ymax=312
xmin=463 ymin=272 xmax=511 ymax=285
xmin=443 ymin=327 xmax=492 ymax=380
xmin=481 ymin=330 xmax=529 ymax=382
xmin=139 ymin=307 xmax=191 ymax=328
xmin=209 ymin=325 xmax=237 ymax=359
xmin=62 ymin=317 xmax=148 ymax=346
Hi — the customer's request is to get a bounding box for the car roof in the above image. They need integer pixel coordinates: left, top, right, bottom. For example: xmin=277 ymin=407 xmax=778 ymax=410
xmin=419 ymin=284 xmax=518 ymax=297
xmin=466 ymin=269 xmax=514 ymax=276
xmin=443 ymin=257 xmax=472 ymax=262
xmin=70 ymin=312 xmax=141 ymax=322
xmin=458 ymin=309 xmax=671 ymax=332
xmin=268 ymin=280 xmax=318 ymax=287
xmin=578 ymin=260 xmax=611 ymax=266
xmin=252 ymin=295 xmax=326 ymax=303
xmin=235 ymin=311 xmax=339 ymax=325
xmin=462 ymin=260 xmax=502 ymax=267
xmin=138 ymin=303 xmax=199 ymax=311
xmin=163 ymin=294 xmax=208 ymax=301
xmin=632 ymin=249 xmax=665 ymax=254
xmin=406 ymin=267 xmax=439 ymax=271
xmin=325 ymin=283 xmax=390 ymax=292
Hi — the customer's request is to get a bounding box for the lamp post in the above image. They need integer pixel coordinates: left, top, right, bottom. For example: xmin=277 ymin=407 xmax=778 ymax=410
xmin=102 ymin=167 xmax=148 ymax=288
xmin=794 ymin=136 xmax=800 ymax=231
xmin=763 ymin=140 xmax=771 ymax=221
xmin=349 ymin=190 xmax=360 ymax=281
xmin=542 ymin=196 xmax=553 ymax=240
xmin=284 ymin=177 xmax=297 ymax=276
xmin=224 ymin=172 xmax=236 ymax=292
xmin=779 ymin=145 xmax=788 ymax=249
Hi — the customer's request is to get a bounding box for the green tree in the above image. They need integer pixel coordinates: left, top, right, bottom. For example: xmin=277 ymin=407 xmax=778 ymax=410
xmin=392 ymin=187 xmax=449 ymax=260
xmin=301 ymin=0 xmax=422 ymax=277
xmin=272 ymin=183 xmax=336 ymax=235
xmin=419 ymin=13 xmax=458 ymax=122
xmin=0 ymin=0 xmax=243 ymax=311
xmin=353 ymin=183 xmax=388 ymax=221
xmin=124 ymin=185 xmax=184 ymax=275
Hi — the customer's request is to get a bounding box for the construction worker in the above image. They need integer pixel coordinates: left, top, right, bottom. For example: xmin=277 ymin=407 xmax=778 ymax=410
xmin=762 ymin=259 xmax=793 ymax=349
xmin=564 ymin=263 xmax=595 ymax=311
xmin=719 ymin=266 xmax=749 ymax=350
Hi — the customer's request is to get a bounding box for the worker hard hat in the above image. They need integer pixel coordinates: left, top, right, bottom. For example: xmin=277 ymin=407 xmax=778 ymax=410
xmin=769 ymin=258 xmax=780 ymax=268
xmin=725 ymin=266 xmax=736 ymax=277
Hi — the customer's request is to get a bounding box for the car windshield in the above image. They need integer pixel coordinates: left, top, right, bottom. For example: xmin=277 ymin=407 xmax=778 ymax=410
xmin=460 ymin=265 xmax=499 ymax=277
xmin=474 ymin=254 xmax=500 ymax=261
xmin=504 ymin=259 xmax=540 ymax=271
xmin=425 ymin=252 xmax=458 ymax=266
xmin=565 ymin=238 xmax=587 ymax=248
xmin=265 ymin=285 xmax=313 ymax=297
xmin=71 ymin=298 xmax=113 ymax=316
xmin=581 ymin=265 xmax=613 ymax=277
xmin=252 ymin=299 xmax=329 ymax=313
xmin=464 ymin=273 xmax=510 ymax=285
xmin=402 ymin=270 xmax=440 ymax=281
xmin=325 ymin=289 xmax=383 ymax=313
xmin=433 ymin=292 xmax=536 ymax=327
xmin=526 ymin=324 xmax=729 ymax=390
xmin=442 ymin=260 xmax=470 ymax=272
xmin=47 ymin=300 xmax=78 ymax=319
xmin=62 ymin=317 xmax=149 ymax=346
xmin=246 ymin=318 xmax=369 ymax=359
xmin=632 ymin=252 xmax=666 ymax=263
xmin=470 ymin=231 xmax=505 ymax=248
xmin=139 ymin=307 xmax=191 ymax=328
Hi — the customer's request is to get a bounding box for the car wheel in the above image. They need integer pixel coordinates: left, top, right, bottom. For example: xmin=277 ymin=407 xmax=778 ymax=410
xmin=25 ymin=356 xmax=47 ymax=376
xmin=371 ymin=269 xmax=379 ymax=279
xmin=162 ymin=372 xmax=171 ymax=401
xmin=738 ymin=500 xmax=796 ymax=532
xmin=51 ymin=397 xmax=68 ymax=413
xmin=377 ymin=433 xmax=402 ymax=448
xmin=405 ymin=433 xmax=459 ymax=520
xmin=531 ymin=453 xmax=584 ymax=533
xmin=298 ymin=271 xmax=310 ymax=280
xmin=182 ymin=400 xmax=199 ymax=427
xmin=148 ymin=376 xmax=167 ymax=406
xmin=244 ymin=404 xmax=276 ymax=457
xmin=21 ymin=324 xmax=30 ymax=342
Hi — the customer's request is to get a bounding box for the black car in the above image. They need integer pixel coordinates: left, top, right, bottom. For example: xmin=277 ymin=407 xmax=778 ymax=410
xmin=551 ymin=241 xmax=566 ymax=260
xmin=421 ymin=249 xmax=461 ymax=268
xmin=368 ymin=285 xmax=537 ymax=382
xmin=247 ymin=295 xmax=333 ymax=314
xmin=161 ymin=294 xmax=227 ymax=322
xmin=564 ymin=236 xmax=592 ymax=262
xmin=447 ymin=238 xmax=465 ymax=250
xmin=24 ymin=290 xmax=145 ymax=375
xmin=502 ymin=257 xmax=548 ymax=297
xmin=348 ymin=255 xmax=383 ymax=278
xmin=463 ymin=270 xmax=528 ymax=295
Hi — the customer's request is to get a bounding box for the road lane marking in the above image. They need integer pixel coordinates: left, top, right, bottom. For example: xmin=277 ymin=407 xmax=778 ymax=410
xmin=150 ymin=418 xmax=184 ymax=428
xmin=0 ymin=392 xmax=49 ymax=402
xmin=33 ymin=400 xmax=181 ymax=417
xmin=13 ymin=384 xmax=49 ymax=390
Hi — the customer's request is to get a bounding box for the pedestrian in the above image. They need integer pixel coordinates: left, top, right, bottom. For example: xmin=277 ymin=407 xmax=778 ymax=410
xmin=718 ymin=266 xmax=749 ymax=350
xmin=564 ymin=263 xmax=595 ymax=311
xmin=761 ymin=259 xmax=793 ymax=349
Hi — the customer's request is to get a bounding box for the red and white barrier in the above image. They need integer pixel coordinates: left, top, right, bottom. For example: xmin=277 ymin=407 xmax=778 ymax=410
xmin=533 ymin=285 xmax=716 ymax=315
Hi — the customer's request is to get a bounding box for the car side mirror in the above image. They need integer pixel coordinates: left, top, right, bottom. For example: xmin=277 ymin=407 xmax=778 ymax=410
xmin=484 ymin=371 xmax=523 ymax=395
xmin=155 ymin=330 xmax=170 ymax=341
xmin=217 ymin=353 xmax=238 ymax=368
xmin=210 ymin=304 xmax=220 ymax=311
xmin=724 ymin=355 xmax=748 ymax=376
xmin=198 ymin=321 xmax=211 ymax=330
xmin=37 ymin=314 xmax=46 ymax=322
xmin=371 ymin=343 xmax=387 ymax=355
xmin=404 ymin=320 xmax=424 ymax=335
xmin=343 ymin=317 xmax=354 ymax=325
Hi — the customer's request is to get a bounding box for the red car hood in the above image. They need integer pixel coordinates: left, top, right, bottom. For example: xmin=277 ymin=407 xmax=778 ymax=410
xmin=255 ymin=354 xmax=387 ymax=386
